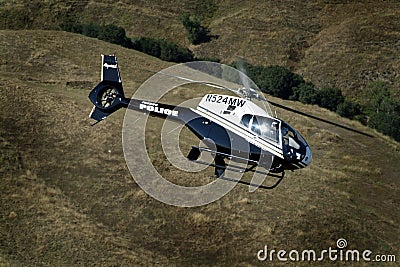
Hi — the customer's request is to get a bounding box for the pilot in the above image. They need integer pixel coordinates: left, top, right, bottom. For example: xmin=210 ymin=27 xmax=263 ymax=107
xmin=281 ymin=126 xmax=296 ymax=160
xmin=282 ymin=126 xmax=289 ymax=145
xmin=271 ymin=121 xmax=279 ymax=141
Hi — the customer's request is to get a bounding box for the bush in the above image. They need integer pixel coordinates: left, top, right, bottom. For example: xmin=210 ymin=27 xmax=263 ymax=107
xmin=62 ymin=22 xmax=192 ymax=62
xmin=253 ymin=65 xmax=304 ymax=99
xmin=336 ymin=100 xmax=361 ymax=119
xmin=160 ymin=41 xmax=194 ymax=62
xmin=195 ymin=56 xmax=220 ymax=63
xmin=60 ymin=21 xmax=82 ymax=33
xmin=180 ymin=13 xmax=210 ymax=45
xmin=367 ymin=98 xmax=400 ymax=141
xmin=229 ymin=62 xmax=305 ymax=99
xmin=97 ymin=24 xmax=133 ymax=48
xmin=291 ymin=82 xmax=318 ymax=104
xmin=82 ymin=23 xmax=101 ymax=38
xmin=132 ymin=37 xmax=194 ymax=63
xmin=62 ymin=23 xmax=133 ymax=48
xmin=316 ymin=87 xmax=345 ymax=112
xmin=361 ymin=81 xmax=390 ymax=114
xmin=132 ymin=37 xmax=162 ymax=57
xmin=356 ymin=81 xmax=400 ymax=141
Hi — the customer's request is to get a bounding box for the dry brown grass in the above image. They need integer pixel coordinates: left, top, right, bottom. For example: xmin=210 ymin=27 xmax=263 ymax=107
xmin=0 ymin=30 xmax=399 ymax=266
xmin=1 ymin=1 xmax=400 ymax=96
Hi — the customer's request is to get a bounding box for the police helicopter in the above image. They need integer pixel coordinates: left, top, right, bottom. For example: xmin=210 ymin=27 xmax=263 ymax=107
xmin=88 ymin=55 xmax=372 ymax=189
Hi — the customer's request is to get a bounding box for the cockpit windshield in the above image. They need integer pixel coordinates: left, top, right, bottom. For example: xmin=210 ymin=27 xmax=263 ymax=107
xmin=240 ymin=114 xmax=280 ymax=143
xmin=281 ymin=122 xmax=308 ymax=148
xmin=280 ymin=121 xmax=309 ymax=160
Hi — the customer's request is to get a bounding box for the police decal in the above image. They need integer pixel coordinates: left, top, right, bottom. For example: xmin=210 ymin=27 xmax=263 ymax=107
xmin=139 ymin=101 xmax=178 ymax=117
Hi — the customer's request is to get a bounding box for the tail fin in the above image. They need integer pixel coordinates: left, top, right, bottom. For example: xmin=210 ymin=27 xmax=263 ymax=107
xmin=88 ymin=55 xmax=128 ymax=123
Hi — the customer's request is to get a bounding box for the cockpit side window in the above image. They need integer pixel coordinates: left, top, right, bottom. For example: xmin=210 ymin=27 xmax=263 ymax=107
xmin=240 ymin=114 xmax=252 ymax=128
xmin=251 ymin=116 xmax=261 ymax=135
xmin=248 ymin=115 xmax=280 ymax=142
xmin=241 ymin=115 xmax=280 ymax=143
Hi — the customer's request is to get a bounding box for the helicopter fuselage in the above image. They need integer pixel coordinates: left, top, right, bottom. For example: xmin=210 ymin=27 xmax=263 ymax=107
xmin=88 ymin=54 xmax=312 ymax=186
xmin=102 ymin=93 xmax=312 ymax=174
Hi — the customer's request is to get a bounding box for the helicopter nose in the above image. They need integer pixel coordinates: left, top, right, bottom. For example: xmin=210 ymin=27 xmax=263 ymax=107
xmin=302 ymin=146 xmax=312 ymax=166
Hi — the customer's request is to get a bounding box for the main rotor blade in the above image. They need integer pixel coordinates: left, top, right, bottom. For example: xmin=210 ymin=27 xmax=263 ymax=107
xmin=268 ymin=100 xmax=374 ymax=138
xmin=158 ymin=71 xmax=237 ymax=93
xmin=142 ymin=67 xmax=266 ymax=100
xmin=236 ymin=57 xmax=251 ymax=91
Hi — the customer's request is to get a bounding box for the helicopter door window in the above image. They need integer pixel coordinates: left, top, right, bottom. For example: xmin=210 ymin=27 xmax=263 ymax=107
xmin=250 ymin=116 xmax=279 ymax=143
xmin=240 ymin=114 xmax=252 ymax=128
xmin=251 ymin=116 xmax=261 ymax=135
xmin=258 ymin=116 xmax=280 ymax=143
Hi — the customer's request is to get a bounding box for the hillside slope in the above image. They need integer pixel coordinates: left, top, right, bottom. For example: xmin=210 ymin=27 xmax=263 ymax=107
xmin=1 ymin=0 xmax=400 ymax=96
xmin=0 ymin=30 xmax=399 ymax=266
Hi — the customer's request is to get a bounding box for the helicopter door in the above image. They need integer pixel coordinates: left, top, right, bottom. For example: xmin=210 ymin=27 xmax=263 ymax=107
xmin=240 ymin=114 xmax=281 ymax=143
xmin=250 ymin=116 xmax=261 ymax=136
xmin=248 ymin=115 xmax=280 ymax=143
xmin=240 ymin=115 xmax=260 ymax=139
xmin=240 ymin=115 xmax=260 ymax=146
xmin=240 ymin=114 xmax=252 ymax=128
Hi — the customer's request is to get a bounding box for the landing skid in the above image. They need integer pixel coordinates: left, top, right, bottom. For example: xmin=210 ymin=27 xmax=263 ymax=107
xmin=187 ymin=146 xmax=285 ymax=190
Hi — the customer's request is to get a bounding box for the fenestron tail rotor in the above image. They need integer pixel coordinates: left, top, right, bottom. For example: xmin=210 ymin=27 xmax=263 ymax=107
xmin=99 ymin=87 xmax=118 ymax=108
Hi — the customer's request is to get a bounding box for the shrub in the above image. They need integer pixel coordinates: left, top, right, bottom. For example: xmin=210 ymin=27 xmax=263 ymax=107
xmin=180 ymin=13 xmax=210 ymax=45
xmin=316 ymin=87 xmax=345 ymax=112
xmin=132 ymin=37 xmax=194 ymax=63
xmin=253 ymin=65 xmax=304 ymax=99
xmin=97 ymin=24 xmax=133 ymax=48
xmin=82 ymin=23 xmax=101 ymax=38
xmin=195 ymin=56 xmax=220 ymax=63
xmin=62 ymin=22 xmax=192 ymax=62
xmin=361 ymin=81 xmax=390 ymax=114
xmin=160 ymin=41 xmax=194 ymax=62
xmin=63 ymin=23 xmax=133 ymax=48
xmin=367 ymin=98 xmax=400 ymax=141
xmin=336 ymin=100 xmax=361 ymax=119
xmin=60 ymin=21 xmax=82 ymax=33
xmin=291 ymin=82 xmax=318 ymax=104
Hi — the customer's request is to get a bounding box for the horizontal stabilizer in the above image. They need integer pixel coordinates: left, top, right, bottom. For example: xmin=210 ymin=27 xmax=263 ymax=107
xmin=102 ymin=54 xmax=121 ymax=83
xmin=89 ymin=106 xmax=114 ymax=122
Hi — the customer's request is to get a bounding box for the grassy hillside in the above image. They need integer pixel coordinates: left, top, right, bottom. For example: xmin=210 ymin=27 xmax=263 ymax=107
xmin=1 ymin=0 xmax=399 ymax=96
xmin=0 ymin=30 xmax=399 ymax=266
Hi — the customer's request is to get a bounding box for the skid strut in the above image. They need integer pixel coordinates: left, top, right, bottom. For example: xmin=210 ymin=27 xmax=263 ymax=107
xmin=187 ymin=146 xmax=285 ymax=190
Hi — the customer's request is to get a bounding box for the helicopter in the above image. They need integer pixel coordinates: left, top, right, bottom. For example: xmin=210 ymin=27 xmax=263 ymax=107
xmin=88 ymin=55 xmax=372 ymax=190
